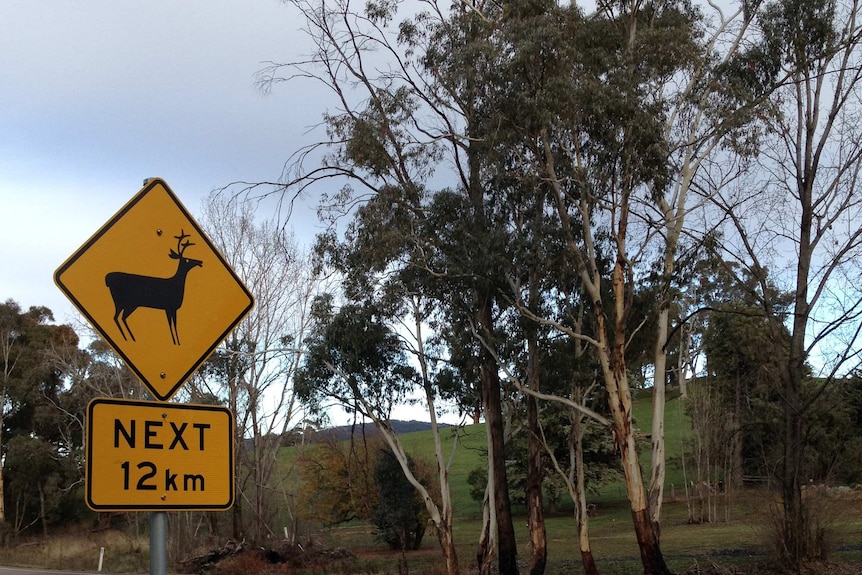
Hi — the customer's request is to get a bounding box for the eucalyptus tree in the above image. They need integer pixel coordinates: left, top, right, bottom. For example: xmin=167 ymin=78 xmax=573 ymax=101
xmin=641 ymin=0 xmax=778 ymax=525
xmin=469 ymin=0 xmax=710 ymax=570
xmin=259 ymin=0 xmax=522 ymax=572
xmin=296 ymin=296 xmax=465 ymax=574
xmin=421 ymin=185 xmax=520 ymax=575
xmin=309 ymin=190 xmax=467 ymax=575
xmin=311 ymin=169 xmax=547 ymax=575
xmin=0 ymin=301 xmax=83 ymax=532
xmin=507 ymin=201 xmax=552 ymax=575
xmin=516 ymin=330 xmax=618 ymax=575
xmin=489 ymin=154 xmax=613 ymax=575
xmin=709 ymin=0 xmax=862 ymax=565
xmin=0 ymin=299 xmax=29 ymax=524
xmin=259 ymin=0 xmax=789 ymax=573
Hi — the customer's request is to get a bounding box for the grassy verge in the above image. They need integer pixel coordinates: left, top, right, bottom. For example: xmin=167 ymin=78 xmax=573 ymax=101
xmin=0 ymin=528 xmax=149 ymax=572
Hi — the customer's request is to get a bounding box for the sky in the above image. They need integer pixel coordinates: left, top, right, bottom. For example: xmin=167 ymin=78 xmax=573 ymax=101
xmin=1 ymin=0 xmax=333 ymax=324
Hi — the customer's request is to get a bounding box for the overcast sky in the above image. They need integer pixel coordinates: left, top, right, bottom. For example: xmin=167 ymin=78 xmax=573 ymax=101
xmin=1 ymin=0 xmax=333 ymax=323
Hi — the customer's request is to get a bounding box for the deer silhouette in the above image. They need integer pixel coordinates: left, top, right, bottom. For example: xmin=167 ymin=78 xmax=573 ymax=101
xmin=105 ymin=230 xmax=203 ymax=345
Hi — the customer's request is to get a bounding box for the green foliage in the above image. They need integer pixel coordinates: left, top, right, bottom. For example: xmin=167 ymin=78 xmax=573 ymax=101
xmin=798 ymin=374 xmax=862 ymax=485
xmin=0 ymin=299 xmax=92 ymax=533
xmin=466 ymin=465 xmax=487 ymax=504
xmin=296 ymin=297 xmax=419 ymax=420
xmin=760 ymin=0 xmax=837 ymax=69
xmin=5 ymin=435 xmax=82 ymax=531
xmin=691 ymin=263 xmax=792 ymax=483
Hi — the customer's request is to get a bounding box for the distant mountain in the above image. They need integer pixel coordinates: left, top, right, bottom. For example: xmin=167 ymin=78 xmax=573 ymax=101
xmin=243 ymin=420 xmax=456 ymax=451
xmin=304 ymin=420 xmax=453 ymax=443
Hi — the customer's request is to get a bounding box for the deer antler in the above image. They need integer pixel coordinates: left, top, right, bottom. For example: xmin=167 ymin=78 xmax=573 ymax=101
xmin=170 ymin=230 xmax=196 ymax=258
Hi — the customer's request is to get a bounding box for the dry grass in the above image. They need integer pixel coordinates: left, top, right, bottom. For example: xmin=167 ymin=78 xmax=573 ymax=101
xmin=0 ymin=528 xmax=148 ymax=572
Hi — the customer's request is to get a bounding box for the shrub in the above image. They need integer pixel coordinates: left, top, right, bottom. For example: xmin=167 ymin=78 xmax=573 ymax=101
xmin=371 ymin=449 xmax=426 ymax=550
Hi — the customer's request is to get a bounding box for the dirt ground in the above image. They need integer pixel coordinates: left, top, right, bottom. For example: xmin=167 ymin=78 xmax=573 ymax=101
xmin=679 ymin=559 xmax=862 ymax=575
xmin=181 ymin=539 xmax=862 ymax=575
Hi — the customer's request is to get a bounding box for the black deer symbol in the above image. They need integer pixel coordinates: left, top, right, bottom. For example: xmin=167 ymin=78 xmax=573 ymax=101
xmin=105 ymin=230 xmax=203 ymax=345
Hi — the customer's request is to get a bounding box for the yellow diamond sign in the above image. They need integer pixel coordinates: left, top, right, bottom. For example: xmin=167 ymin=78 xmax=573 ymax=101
xmin=86 ymin=398 xmax=234 ymax=511
xmin=55 ymin=178 xmax=254 ymax=400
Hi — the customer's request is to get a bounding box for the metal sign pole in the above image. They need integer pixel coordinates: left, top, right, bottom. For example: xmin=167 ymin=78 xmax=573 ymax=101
xmin=150 ymin=511 xmax=167 ymax=575
xmin=146 ymin=378 xmax=167 ymax=575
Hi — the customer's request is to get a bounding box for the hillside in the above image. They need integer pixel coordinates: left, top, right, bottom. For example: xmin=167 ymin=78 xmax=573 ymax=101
xmin=305 ymin=420 xmax=454 ymax=443
xmin=280 ymin=393 xmax=691 ymax=521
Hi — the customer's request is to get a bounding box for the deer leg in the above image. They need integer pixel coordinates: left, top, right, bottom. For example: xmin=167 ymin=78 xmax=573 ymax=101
xmin=121 ymin=309 xmax=136 ymax=342
xmin=114 ymin=307 xmax=127 ymax=339
xmin=166 ymin=310 xmax=179 ymax=345
xmin=113 ymin=307 xmax=128 ymax=341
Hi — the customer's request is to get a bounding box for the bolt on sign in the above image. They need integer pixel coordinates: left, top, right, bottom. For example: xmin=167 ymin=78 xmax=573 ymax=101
xmin=86 ymin=398 xmax=234 ymax=511
xmin=54 ymin=178 xmax=254 ymax=401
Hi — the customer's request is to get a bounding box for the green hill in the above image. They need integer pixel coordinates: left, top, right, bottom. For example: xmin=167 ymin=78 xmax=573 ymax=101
xmin=402 ymin=391 xmax=691 ymax=514
xmin=396 ymin=423 xmax=488 ymax=518
xmin=282 ymin=391 xmax=692 ymax=522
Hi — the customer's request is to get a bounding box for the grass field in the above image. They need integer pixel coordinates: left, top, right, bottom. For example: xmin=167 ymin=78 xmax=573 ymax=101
xmin=290 ymin=392 xmax=862 ymax=574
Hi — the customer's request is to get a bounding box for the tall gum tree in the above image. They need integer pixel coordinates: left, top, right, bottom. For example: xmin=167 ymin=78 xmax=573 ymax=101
xmin=311 ymin=185 xmax=472 ymax=575
xmin=645 ymin=0 xmax=775 ymax=526
xmin=475 ymin=0 xmax=705 ymax=572
xmin=258 ymin=0 xmax=521 ymax=572
xmin=296 ymin=296 xmax=462 ymax=575
xmin=711 ymin=0 xmax=862 ymax=566
xmin=0 ymin=301 xmax=81 ymax=532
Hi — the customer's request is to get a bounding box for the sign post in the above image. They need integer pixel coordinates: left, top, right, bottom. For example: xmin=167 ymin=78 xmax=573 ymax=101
xmin=55 ymin=179 xmax=254 ymax=575
xmin=150 ymin=512 xmax=167 ymax=575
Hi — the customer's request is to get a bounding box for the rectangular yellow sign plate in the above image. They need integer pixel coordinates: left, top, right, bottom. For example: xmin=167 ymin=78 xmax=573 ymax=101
xmin=86 ymin=398 xmax=234 ymax=511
